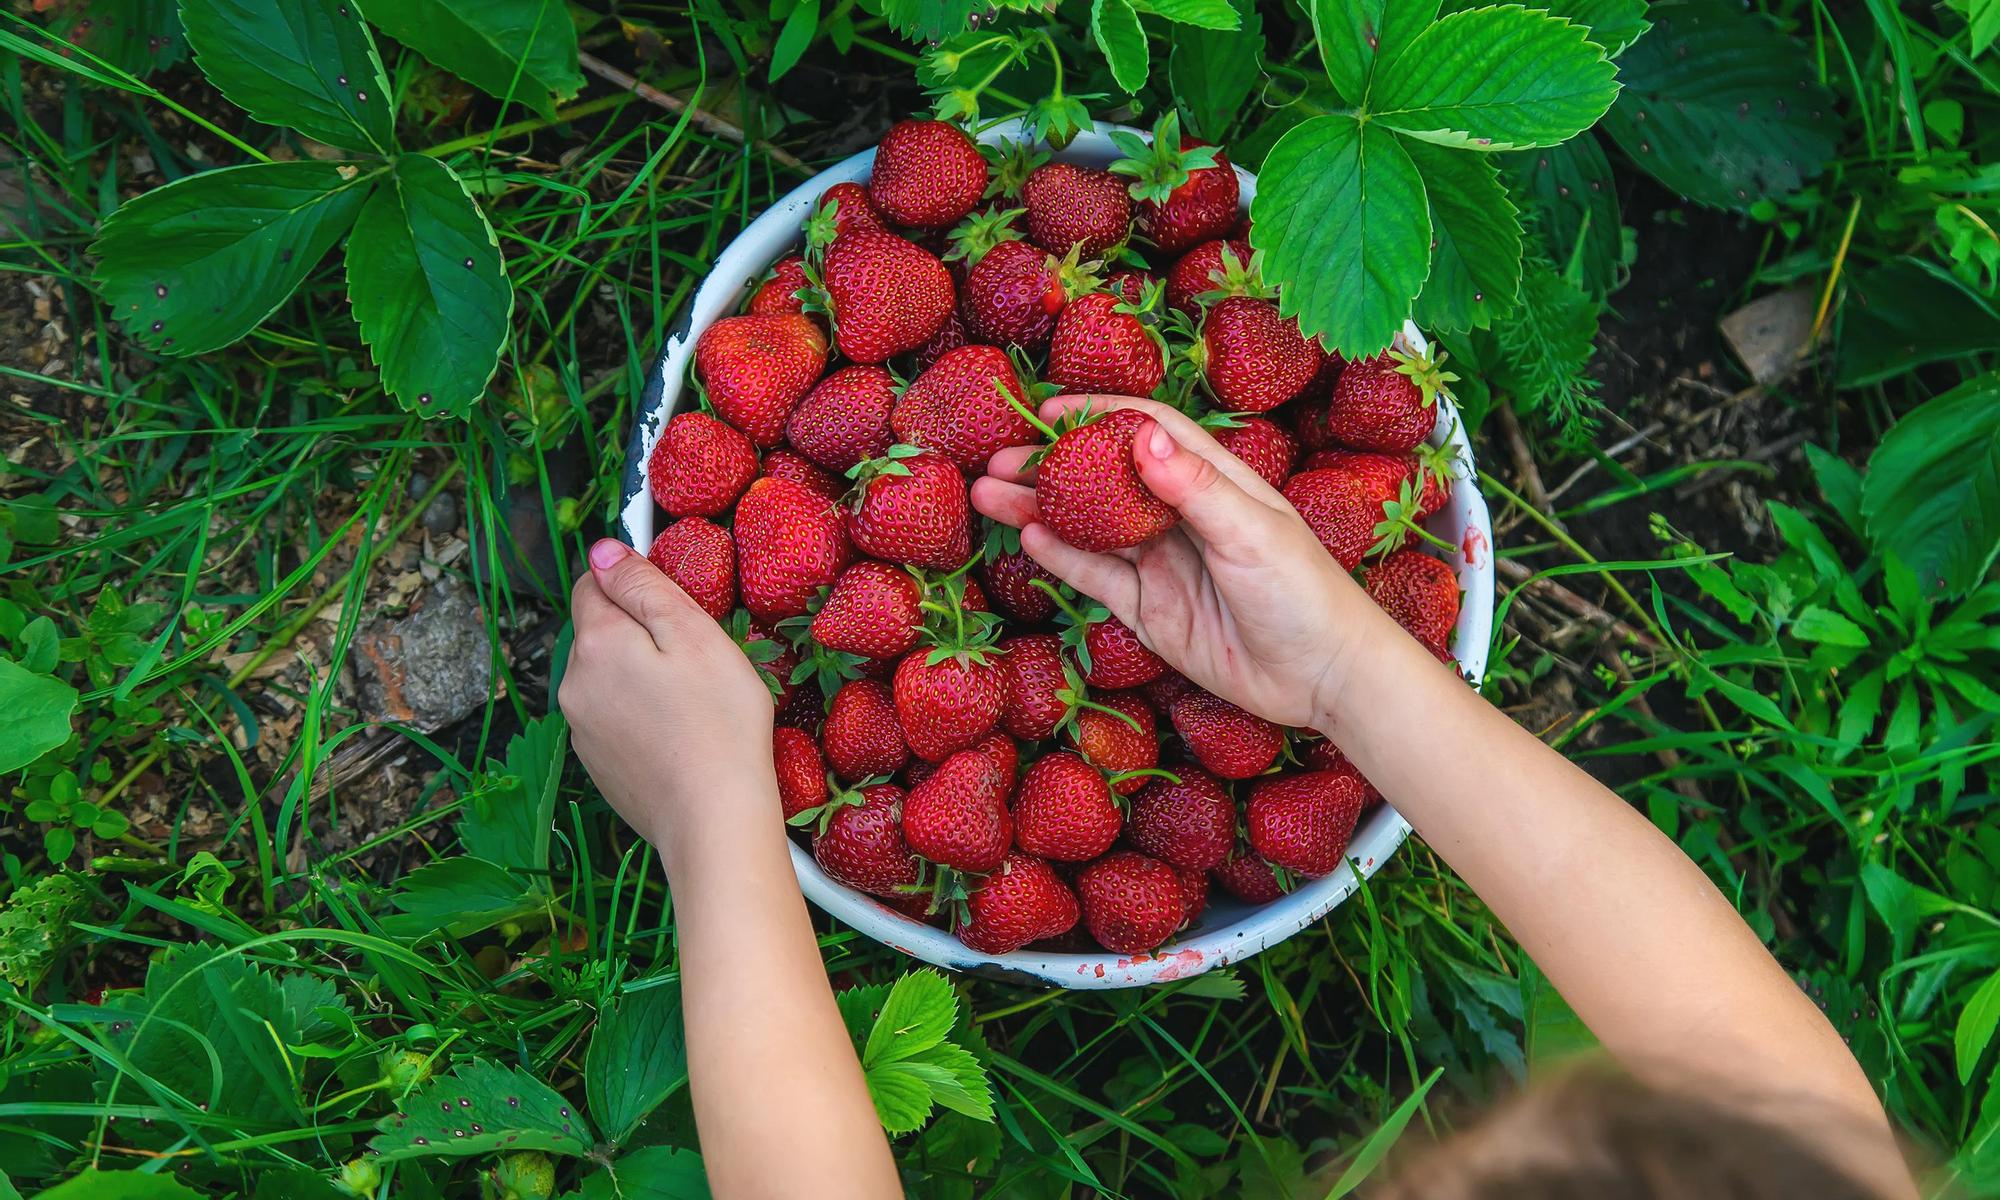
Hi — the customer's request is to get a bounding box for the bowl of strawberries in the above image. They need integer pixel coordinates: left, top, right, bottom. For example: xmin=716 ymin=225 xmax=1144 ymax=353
xmin=618 ymin=115 xmax=1494 ymax=988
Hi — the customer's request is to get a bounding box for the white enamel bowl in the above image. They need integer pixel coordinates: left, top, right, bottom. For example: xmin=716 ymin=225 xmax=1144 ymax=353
xmin=618 ymin=118 xmax=1494 ymax=988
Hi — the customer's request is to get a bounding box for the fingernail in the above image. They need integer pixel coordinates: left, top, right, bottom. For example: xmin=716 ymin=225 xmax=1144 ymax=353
xmin=589 ymin=539 xmax=628 ymax=570
xmin=1147 ymin=422 xmax=1174 ymax=460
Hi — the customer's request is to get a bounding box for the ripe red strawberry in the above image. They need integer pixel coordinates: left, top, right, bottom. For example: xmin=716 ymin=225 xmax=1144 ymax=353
xmin=773 ymin=726 xmax=829 ymax=820
xmin=1212 ymin=416 xmax=1297 ymax=490
xmin=979 ymin=545 xmax=1061 ymax=623
xmin=786 ymin=365 xmax=897 ymax=473
xmin=647 ymin=411 xmax=757 ymax=517
xmin=915 ymin=308 xmax=971 ymax=372
xmin=761 ymin=449 xmax=844 ymax=502
xmin=1165 ymin=238 xmax=1255 ymax=316
xmin=1112 ymin=116 xmax=1240 ymax=256
xmin=820 ymin=231 xmax=955 ymax=364
xmin=961 ymin=240 xmax=1078 ymax=352
xmin=1079 ymin=613 xmax=1168 ymax=689
xmin=957 ymin=852 xmax=1080 ymax=954
xmin=733 ymin=476 xmax=852 ymax=621
xmin=1300 ymin=738 xmax=1384 ymax=807
xmin=1212 ymin=847 xmax=1286 ymax=903
xmin=823 ymin=679 xmax=909 ymax=781
xmin=1012 ymin=750 xmax=1122 ymax=862
xmin=1101 ymin=268 xmax=1160 ymax=304
xmin=868 ymin=119 xmax=988 ymax=230
xmin=811 ymin=783 xmax=919 ymax=896
xmin=1245 ymin=770 xmax=1366 ymax=877
xmin=1325 ymin=352 xmax=1449 ymax=454
xmin=777 ymin=678 xmax=825 ymax=731
xmin=736 ymin=615 xmax=800 ymax=709
xmin=890 ymin=345 xmax=1037 ymax=471
xmin=1076 ymin=851 xmax=1186 ymax=954
xmin=1022 ymin=162 xmax=1131 ymax=259
xmin=846 ymin=448 xmax=971 ymax=571
xmin=1142 ymin=668 xmax=1195 ymax=713
xmin=1170 ymin=689 xmax=1283 ymax=779
xmin=1175 ymin=865 xmax=1209 ymax=925
xmin=748 ymin=255 xmax=811 ymax=316
xmin=811 ymin=561 xmax=924 ymax=660
xmin=1301 ymin=448 xmax=1453 ymax=519
xmin=902 ymin=747 xmax=1013 ymax=873
xmin=893 ymin=650 xmax=1005 ymax=762
xmin=975 ymin=731 xmax=1019 ymax=790
xmin=1066 ymin=689 xmax=1158 ymax=795
xmin=1034 ymin=408 xmax=1178 ymax=552
xmin=1281 ymin=468 xmax=1380 ymax=571
xmin=1046 ymin=293 xmax=1166 ymax=398
xmin=1129 ymin=768 xmax=1235 ymax=870
xmin=997 ymin=633 xmax=1068 ymax=741
xmin=646 ymin=517 xmax=736 ymax=620
xmin=1197 ymin=297 xmax=1319 ymax=413
xmin=814 ymin=181 xmax=888 ymax=238
xmin=1365 ymin=550 xmax=1459 ymax=660
xmin=693 ymin=314 xmax=828 ymax=446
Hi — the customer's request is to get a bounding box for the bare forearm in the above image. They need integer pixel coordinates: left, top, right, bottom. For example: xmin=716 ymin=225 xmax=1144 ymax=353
xmin=658 ymin=776 xmax=900 ymax=1200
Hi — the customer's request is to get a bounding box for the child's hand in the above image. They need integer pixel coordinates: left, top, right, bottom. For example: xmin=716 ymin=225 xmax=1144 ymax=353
xmin=558 ymin=540 xmax=777 ymax=846
xmin=972 ymin=395 xmax=1399 ymax=732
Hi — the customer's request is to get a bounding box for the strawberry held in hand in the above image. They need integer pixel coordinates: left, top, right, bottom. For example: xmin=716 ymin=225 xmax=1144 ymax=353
xmin=646 ymin=517 xmax=736 ymax=620
xmin=693 ymin=314 xmax=828 ymax=447
xmin=1033 ymin=407 xmax=1179 ymax=553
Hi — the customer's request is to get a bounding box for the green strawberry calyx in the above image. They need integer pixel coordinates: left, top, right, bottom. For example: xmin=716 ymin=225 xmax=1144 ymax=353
xmin=1052 ymin=660 xmax=1146 ymax=741
xmin=944 ymin=206 xmax=1026 ymax=269
xmin=1387 ymin=346 xmax=1460 ymax=410
xmin=1107 ymin=111 xmax=1222 ymax=207
xmin=787 ymin=774 xmax=891 ymax=837
xmin=1191 ymin=244 xmax=1275 ymax=307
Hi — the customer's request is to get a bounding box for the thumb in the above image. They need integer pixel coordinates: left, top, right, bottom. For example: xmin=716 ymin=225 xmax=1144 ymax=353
xmin=587 ymin=538 xmax=698 ymax=649
xmin=1131 ymin=419 xmax=1283 ymax=549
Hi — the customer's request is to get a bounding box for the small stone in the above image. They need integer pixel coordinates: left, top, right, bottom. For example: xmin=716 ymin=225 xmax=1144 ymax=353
xmin=352 ymin=575 xmax=493 ymax=731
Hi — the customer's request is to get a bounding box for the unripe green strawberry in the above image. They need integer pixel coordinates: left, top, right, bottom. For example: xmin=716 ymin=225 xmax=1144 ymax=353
xmin=692 ymin=314 xmax=828 ymax=446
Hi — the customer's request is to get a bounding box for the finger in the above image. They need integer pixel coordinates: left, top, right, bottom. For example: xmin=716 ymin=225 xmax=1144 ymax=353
xmin=569 ymin=570 xmax=650 ymax=658
xmin=970 ymin=476 xmax=1039 ymax=528
xmin=1038 ymin=394 xmax=1281 ymax=502
xmin=1130 ymin=418 xmax=1294 ymax=555
xmin=1019 ymin=522 xmax=1141 ymax=614
xmin=587 ymin=538 xmax=701 ymax=651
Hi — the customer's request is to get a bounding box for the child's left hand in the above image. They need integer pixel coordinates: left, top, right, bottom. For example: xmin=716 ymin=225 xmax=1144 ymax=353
xmin=558 ymin=539 xmax=776 ymax=847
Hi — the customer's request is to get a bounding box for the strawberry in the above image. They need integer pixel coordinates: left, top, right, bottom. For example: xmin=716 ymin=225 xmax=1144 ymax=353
xmin=777 ymin=678 xmax=825 ymax=731
xmin=1022 ymin=162 xmax=1131 ymax=259
xmin=810 ymin=783 xmax=919 ymax=897
xmin=693 ymin=314 xmax=829 ymax=446
xmin=902 ymin=747 xmax=1013 ymax=873
xmin=1065 ymin=689 xmax=1159 ymax=795
xmin=1046 ymin=293 xmax=1166 ymax=398
xmin=1324 ymin=350 xmax=1455 ymax=454
xmin=1211 ymin=416 xmax=1297 ymax=490
xmin=647 ymin=411 xmax=758 ymax=517
xmin=1174 ymin=865 xmax=1209 ymax=925
xmin=773 ymin=726 xmax=830 ymax=820
xmin=1301 ymin=447 xmax=1453 ymax=520
xmin=761 ymin=449 xmax=845 ymax=503
xmin=846 ymin=447 xmax=971 ymax=571
xmin=733 ymin=476 xmax=852 ymax=622
xmin=1128 ymin=768 xmax=1235 ymax=870
xmin=1079 ymin=613 xmax=1168 ymax=689
xmin=748 ymin=255 xmax=811 ymax=316
xmin=813 ymin=181 xmax=889 ymax=239
xmin=811 ymin=560 xmax=924 ymax=661
xmin=819 ymin=231 xmax=955 ymax=364
xmin=997 ymin=633 xmax=1069 ymax=742
xmin=1141 ymin=668 xmax=1195 ymax=713
xmin=1169 ymin=689 xmax=1283 ymax=779
xmin=1164 ymin=238 xmax=1257 ymax=316
xmin=1110 ymin=114 xmax=1239 ymax=257
xmin=1076 ymin=851 xmax=1186 ymax=954
xmin=1245 ymin=770 xmax=1366 ymax=877
xmin=1012 ymin=750 xmax=1122 ymax=862
xmin=915 ymin=308 xmax=971 ymax=372
xmin=957 ymin=852 xmax=1080 ymax=954
xmin=890 ymin=345 xmax=1037 ymax=471
xmin=1033 ymin=408 xmax=1178 ymax=552
xmin=979 ymin=540 xmax=1061 ymax=623
xmin=893 ymin=647 xmax=1004 ymax=762
xmin=823 ymin=679 xmax=909 ymax=781
xmin=961 ymin=241 xmax=1090 ymax=352
xmin=1195 ymin=297 xmax=1319 ymax=413
xmin=734 ymin=613 xmax=800 ymax=709
xmin=1281 ymin=468 xmax=1380 ymax=571
xmin=786 ymin=365 xmax=898 ymax=473
xmin=975 ymin=731 xmax=1019 ymax=790
xmin=1212 ymin=847 xmax=1286 ymax=903
xmin=1101 ymin=267 xmax=1160 ymax=304
xmin=1300 ymin=738 xmax=1384 ymax=807
xmin=646 ymin=517 xmax=736 ymax=620
xmin=1364 ymin=550 xmax=1459 ymax=660
xmin=869 ymin=119 xmax=988 ymax=230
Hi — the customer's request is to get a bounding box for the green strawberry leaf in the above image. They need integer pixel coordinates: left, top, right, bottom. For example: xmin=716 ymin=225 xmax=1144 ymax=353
xmin=380 ymin=857 xmax=544 ymax=938
xmin=1859 ymin=374 xmax=2000 ymax=600
xmin=1310 ymin=0 xmax=1440 ymax=108
xmin=1249 ymin=114 xmax=1430 ymax=358
xmin=1091 ymin=0 xmax=1150 ymax=94
xmin=91 ymin=161 xmax=376 ymax=356
xmin=1406 ymin=141 xmax=1522 ymax=333
xmin=29 ymin=1171 xmax=204 ymax=1199
xmin=1540 ymin=0 xmax=1651 ymax=55
xmin=1168 ymin=0 xmax=1263 ymax=140
xmin=1502 ymin=134 xmax=1623 ymax=298
xmin=0 ymin=657 xmax=78 ymax=775
xmin=346 ymin=154 xmax=511 ymax=418
xmin=848 ymin=971 xmax=995 ymax=1136
xmin=564 ymin=1146 xmax=712 ymax=1200
xmin=1130 ymin=0 xmax=1239 ymax=29
xmin=180 ymin=0 xmax=394 ymax=154
xmin=353 ymin=0 xmax=583 ymax=121
xmin=585 ymin=983 xmax=689 ymax=1148
xmin=1371 ymin=6 xmax=1620 ymax=150
xmin=45 ymin=0 xmax=185 ymax=76
xmin=370 ymin=1060 xmax=595 ymax=1161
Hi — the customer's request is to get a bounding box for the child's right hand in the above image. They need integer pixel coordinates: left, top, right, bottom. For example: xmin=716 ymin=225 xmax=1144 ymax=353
xmin=971 ymin=395 xmax=1410 ymax=733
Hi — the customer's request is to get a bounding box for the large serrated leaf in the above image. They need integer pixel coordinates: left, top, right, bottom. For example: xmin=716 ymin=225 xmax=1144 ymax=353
xmin=1091 ymin=0 xmax=1150 ymax=93
xmin=1250 ymin=115 xmax=1430 ymax=358
xmin=1860 ymin=374 xmax=2000 ymax=600
xmin=91 ymin=161 xmax=375 ymax=356
xmin=0 ymin=658 xmax=78 ymax=775
xmin=180 ymin=0 xmax=394 ymax=154
xmin=1406 ymin=140 xmax=1522 ymax=332
xmin=1310 ymin=0 xmax=1440 ymax=108
xmin=585 ymin=983 xmax=688 ymax=1148
xmin=346 ymin=154 xmax=510 ymax=418
xmin=1169 ymin=0 xmax=1263 ymax=139
xmin=380 ymin=856 xmax=543 ymax=937
xmin=1838 ymin=257 xmax=2000 ymax=387
xmin=44 ymin=0 xmax=185 ymax=76
xmin=1132 ymin=0 xmax=1239 ymax=28
xmin=1503 ymin=134 xmax=1623 ymax=297
xmin=355 ymin=0 xmax=582 ymax=121
xmin=1372 ymin=6 xmax=1620 ymax=150
xmin=1600 ymin=0 xmax=1838 ymax=209
xmin=564 ymin=1147 xmax=711 ymax=1200
xmin=370 ymin=1060 xmax=595 ymax=1161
